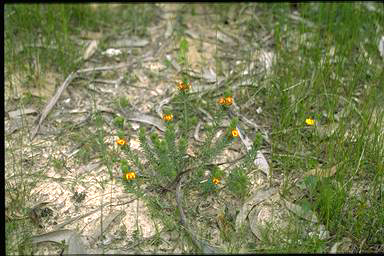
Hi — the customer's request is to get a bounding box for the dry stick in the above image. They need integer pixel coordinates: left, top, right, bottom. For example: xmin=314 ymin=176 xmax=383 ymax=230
xmin=31 ymin=71 xmax=77 ymax=140
xmin=175 ymin=176 xmax=222 ymax=254
xmin=31 ymin=62 xmax=136 ymax=140
xmin=77 ymin=62 xmax=134 ymax=73
xmin=54 ymin=197 xmax=136 ymax=231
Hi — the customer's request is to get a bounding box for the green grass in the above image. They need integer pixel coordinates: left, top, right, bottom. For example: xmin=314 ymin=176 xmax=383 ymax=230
xmin=245 ymin=2 xmax=384 ymax=252
xmin=5 ymin=4 xmax=156 ymax=92
xmin=5 ymin=2 xmax=384 ymax=254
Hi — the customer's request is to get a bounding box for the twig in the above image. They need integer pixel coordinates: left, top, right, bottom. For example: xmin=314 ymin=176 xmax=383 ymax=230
xmin=77 ymin=62 xmax=135 ymax=73
xmin=31 ymin=71 xmax=78 ymax=140
xmin=175 ymin=176 xmax=222 ymax=254
xmin=54 ymin=198 xmax=136 ymax=231
xmin=31 ymin=61 xmax=138 ymax=140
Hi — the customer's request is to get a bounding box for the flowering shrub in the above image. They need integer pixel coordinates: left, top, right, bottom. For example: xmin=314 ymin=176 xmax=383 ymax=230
xmin=112 ymin=36 xmax=262 ymax=252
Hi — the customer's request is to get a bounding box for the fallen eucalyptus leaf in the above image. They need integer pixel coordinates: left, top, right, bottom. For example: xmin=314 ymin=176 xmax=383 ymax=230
xmin=330 ymin=237 xmax=353 ymax=253
xmin=185 ymin=29 xmax=200 ymax=39
xmin=164 ymin=20 xmax=174 ymax=39
xmin=5 ymin=118 xmax=25 ymax=134
xmin=237 ymin=126 xmax=270 ymax=177
xmin=118 ymin=108 xmax=166 ymax=132
xmin=89 ymin=210 xmax=125 ymax=246
xmin=31 ymin=229 xmax=87 ymax=254
xmin=309 ymin=224 xmax=329 ymax=240
xmin=202 ymin=67 xmax=216 ymax=83
xmin=254 ymin=151 xmax=270 ymax=178
xmin=8 ymin=108 xmax=37 ymax=119
xmin=217 ymin=31 xmax=236 ymax=45
xmin=95 ymin=105 xmax=167 ymax=132
xmin=304 ymin=165 xmax=337 ymax=178
xmin=379 ymin=36 xmax=384 ymax=59
xmin=283 ymin=199 xmax=318 ymax=223
xmin=79 ymin=31 xmax=102 ymax=40
xmin=83 ymin=40 xmax=98 ymax=61
xmin=112 ymin=37 xmax=149 ymax=48
xmin=248 ymin=200 xmax=288 ymax=241
xmin=236 ymin=187 xmax=278 ymax=230
xmin=258 ymin=50 xmax=275 ymax=73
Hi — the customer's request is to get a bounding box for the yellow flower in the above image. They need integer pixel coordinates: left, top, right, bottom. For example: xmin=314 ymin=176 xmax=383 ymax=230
xmin=124 ymin=171 xmax=136 ymax=181
xmin=231 ymin=129 xmax=239 ymax=137
xmin=225 ymin=96 xmax=233 ymax=106
xmin=163 ymin=114 xmax=173 ymax=122
xmin=116 ymin=139 xmax=127 ymax=145
xmin=212 ymin=178 xmax=220 ymax=185
xmin=305 ymin=118 xmax=315 ymax=126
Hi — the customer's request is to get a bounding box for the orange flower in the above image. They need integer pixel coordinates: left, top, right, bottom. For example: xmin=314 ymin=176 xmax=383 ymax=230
xmin=177 ymin=81 xmax=191 ymax=91
xmin=212 ymin=178 xmax=220 ymax=185
xmin=177 ymin=81 xmax=184 ymax=90
xmin=225 ymin=96 xmax=233 ymax=106
xmin=231 ymin=129 xmax=239 ymax=138
xmin=124 ymin=171 xmax=136 ymax=181
xmin=116 ymin=139 xmax=127 ymax=145
xmin=218 ymin=97 xmax=226 ymax=105
xmin=163 ymin=114 xmax=173 ymax=122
